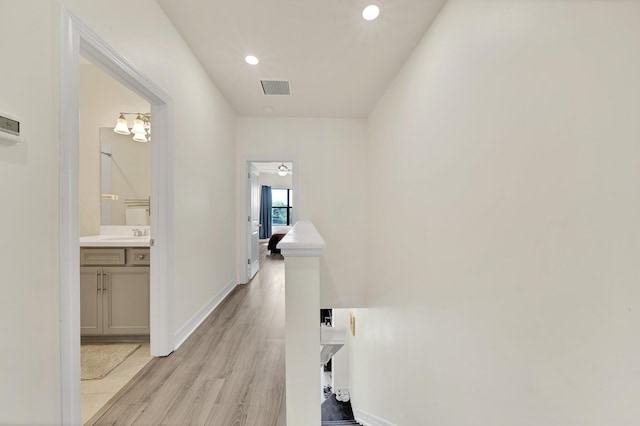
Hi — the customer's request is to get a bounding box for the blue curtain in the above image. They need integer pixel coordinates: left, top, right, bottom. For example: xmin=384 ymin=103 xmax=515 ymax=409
xmin=259 ymin=185 xmax=272 ymax=239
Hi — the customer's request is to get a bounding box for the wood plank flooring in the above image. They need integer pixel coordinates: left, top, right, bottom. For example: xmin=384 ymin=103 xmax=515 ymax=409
xmin=87 ymin=244 xmax=286 ymax=426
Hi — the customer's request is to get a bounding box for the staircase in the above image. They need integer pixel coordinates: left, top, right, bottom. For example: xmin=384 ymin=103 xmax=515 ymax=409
xmin=321 ymin=392 xmax=361 ymax=425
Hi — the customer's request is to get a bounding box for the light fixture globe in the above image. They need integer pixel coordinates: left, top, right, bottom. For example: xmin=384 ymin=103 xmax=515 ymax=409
xmin=113 ymin=114 xmax=131 ymax=135
xmin=132 ymin=132 xmax=148 ymax=143
xmin=277 ymin=164 xmax=288 ymax=176
xmin=131 ymin=115 xmax=146 ymax=135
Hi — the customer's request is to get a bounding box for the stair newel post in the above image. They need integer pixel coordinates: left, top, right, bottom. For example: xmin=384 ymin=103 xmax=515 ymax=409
xmin=278 ymin=221 xmax=326 ymax=426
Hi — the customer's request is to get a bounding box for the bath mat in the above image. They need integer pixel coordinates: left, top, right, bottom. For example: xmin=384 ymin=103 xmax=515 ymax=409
xmin=81 ymin=343 xmax=141 ymax=380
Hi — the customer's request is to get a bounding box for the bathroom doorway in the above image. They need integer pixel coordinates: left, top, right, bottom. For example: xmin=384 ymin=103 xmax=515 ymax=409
xmin=78 ymin=55 xmax=153 ymax=424
xmin=59 ymin=9 xmax=174 ymax=424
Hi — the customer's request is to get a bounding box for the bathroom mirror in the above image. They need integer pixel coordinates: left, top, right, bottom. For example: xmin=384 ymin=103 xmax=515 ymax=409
xmin=99 ymin=127 xmax=151 ymax=225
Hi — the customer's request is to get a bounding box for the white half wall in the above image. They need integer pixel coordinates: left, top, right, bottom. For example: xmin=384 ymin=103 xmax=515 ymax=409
xmin=332 ymin=309 xmax=350 ymax=391
xmin=237 ymin=117 xmax=368 ymax=307
xmin=350 ymin=1 xmax=640 ymax=425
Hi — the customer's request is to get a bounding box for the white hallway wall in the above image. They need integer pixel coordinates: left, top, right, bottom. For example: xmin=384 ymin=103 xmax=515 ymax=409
xmin=237 ymin=117 xmax=368 ymax=307
xmin=351 ymin=0 xmax=640 ymax=425
xmin=0 ymin=2 xmax=60 ymax=424
xmin=0 ymin=1 xmax=236 ymax=423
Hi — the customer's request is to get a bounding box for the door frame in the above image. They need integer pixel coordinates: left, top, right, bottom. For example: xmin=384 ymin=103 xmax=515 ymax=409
xmin=59 ymin=7 xmax=174 ymax=424
xmin=241 ymin=156 xmax=298 ymax=284
xmin=248 ymin=163 xmax=260 ymax=280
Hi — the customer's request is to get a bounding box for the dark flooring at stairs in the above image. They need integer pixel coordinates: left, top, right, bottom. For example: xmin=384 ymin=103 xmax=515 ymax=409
xmin=321 ymin=394 xmax=359 ymax=423
xmin=321 ymin=421 xmax=362 ymax=426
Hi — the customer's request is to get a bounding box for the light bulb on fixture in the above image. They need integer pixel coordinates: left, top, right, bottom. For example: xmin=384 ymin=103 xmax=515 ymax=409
xmin=131 ymin=115 xmax=146 ymax=135
xmin=113 ymin=114 xmax=131 ymax=135
xmin=277 ymin=164 xmax=288 ymax=176
xmin=132 ymin=132 xmax=148 ymax=143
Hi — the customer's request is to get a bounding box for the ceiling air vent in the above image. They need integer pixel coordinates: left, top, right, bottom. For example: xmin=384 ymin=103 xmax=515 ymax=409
xmin=260 ymin=80 xmax=291 ymax=96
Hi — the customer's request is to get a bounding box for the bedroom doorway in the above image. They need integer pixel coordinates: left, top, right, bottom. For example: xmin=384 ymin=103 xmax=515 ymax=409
xmin=244 ymin=160 xmax=296 ymax=283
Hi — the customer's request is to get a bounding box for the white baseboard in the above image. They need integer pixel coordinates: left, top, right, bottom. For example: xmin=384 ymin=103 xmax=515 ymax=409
xmin=173 ymin=279 xmax=236 ymax=349
xmin=354 ymin=408 xmax=397 ymax=426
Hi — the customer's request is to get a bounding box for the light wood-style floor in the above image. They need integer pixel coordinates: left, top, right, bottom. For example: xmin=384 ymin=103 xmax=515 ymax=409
xmin=87 ymin=244 xmax=286 ymax=425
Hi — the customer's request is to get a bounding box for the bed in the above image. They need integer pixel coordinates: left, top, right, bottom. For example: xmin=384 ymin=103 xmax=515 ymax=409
xmin=267 ymin=233 xmax=287 ymax=254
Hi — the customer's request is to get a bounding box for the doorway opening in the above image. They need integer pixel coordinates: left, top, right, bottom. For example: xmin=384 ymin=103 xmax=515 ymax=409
xmin=243 ymin=160 xmax=297 ymax=284
xmin=78 ymin=55 xmax=153 ymax=424
xmin=59 ymin=8 xmax=174 ymax=424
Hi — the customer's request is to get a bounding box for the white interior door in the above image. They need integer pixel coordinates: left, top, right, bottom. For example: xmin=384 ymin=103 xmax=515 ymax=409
xmin=248 ymin=164 xmax=260 ymax=280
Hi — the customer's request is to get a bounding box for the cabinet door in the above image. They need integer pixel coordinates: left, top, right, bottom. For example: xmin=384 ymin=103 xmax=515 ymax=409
xmin=80 ymin=267 xmax=102 ymax=335
xmin=102 ymin=267 xmax=150 ymax=335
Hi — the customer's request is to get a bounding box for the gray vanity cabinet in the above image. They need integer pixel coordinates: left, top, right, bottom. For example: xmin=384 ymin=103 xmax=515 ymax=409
xmin=80 ymin=248 xmax=150 ymax=337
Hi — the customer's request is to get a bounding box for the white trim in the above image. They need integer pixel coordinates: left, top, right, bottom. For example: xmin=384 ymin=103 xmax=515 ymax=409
xmin=354 ymin=408 xmax=398 ymax=426
xmin=173 ymin=280 xmax=237 ymax=349
xmin=240 ymin=155 xmax=299 ymax=284
xmin=279 ymin=247 xmax=325 ymax=257
xmin=59 ymin=9 xmax=81 ymax=425
xmin=59 ymin=7 xmax=174 ymax=424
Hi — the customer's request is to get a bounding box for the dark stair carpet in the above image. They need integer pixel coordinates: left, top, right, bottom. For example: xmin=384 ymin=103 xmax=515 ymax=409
xmin=321 ymin=393 xmax=360 ymax=424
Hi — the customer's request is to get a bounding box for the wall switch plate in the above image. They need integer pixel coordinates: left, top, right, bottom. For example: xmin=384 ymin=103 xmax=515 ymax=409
xmin=0 ymin=112 xmax=22 ymax=145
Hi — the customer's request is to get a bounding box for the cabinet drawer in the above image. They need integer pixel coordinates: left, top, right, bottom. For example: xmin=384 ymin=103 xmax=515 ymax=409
xmin=129 ymin=248 xmax=150 ymax=265
xmin=81 ymin=248 xmax=126 ymax=266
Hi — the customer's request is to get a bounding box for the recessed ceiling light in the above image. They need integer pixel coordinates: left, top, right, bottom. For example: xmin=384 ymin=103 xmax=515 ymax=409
xmin=362 ymin=4 xmax=381 ymax=21
xmin=245 ymin=55 xmax=259 ymax=65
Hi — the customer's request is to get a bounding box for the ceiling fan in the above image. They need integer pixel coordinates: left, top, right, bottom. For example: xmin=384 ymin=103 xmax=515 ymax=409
xmin=277 ymin=164 xmax=290 ymax=176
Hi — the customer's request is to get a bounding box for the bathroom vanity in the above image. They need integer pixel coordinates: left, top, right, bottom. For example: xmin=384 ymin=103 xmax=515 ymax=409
xmin=80 ymin=246 xmax=150 ymax=338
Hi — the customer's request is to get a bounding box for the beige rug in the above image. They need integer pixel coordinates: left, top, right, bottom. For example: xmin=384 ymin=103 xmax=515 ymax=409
xmin=81 ymin=343 xmax=141 ymax=380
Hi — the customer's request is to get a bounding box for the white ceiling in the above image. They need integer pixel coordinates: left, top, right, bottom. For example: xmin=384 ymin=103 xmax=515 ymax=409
xmin=156 ymin=0 xmax=446 ymax=118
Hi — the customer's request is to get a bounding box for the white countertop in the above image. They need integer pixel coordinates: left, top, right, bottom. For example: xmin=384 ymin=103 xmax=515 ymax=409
xmin=79 ymin=235 xmax=150 ymax=247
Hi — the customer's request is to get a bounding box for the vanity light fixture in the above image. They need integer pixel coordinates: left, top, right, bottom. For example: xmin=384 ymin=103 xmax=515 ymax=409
xmin=277 ymin=164 xmax=289 ymax=176
xmin=113 ymin=112 xmax=151 ymax=143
